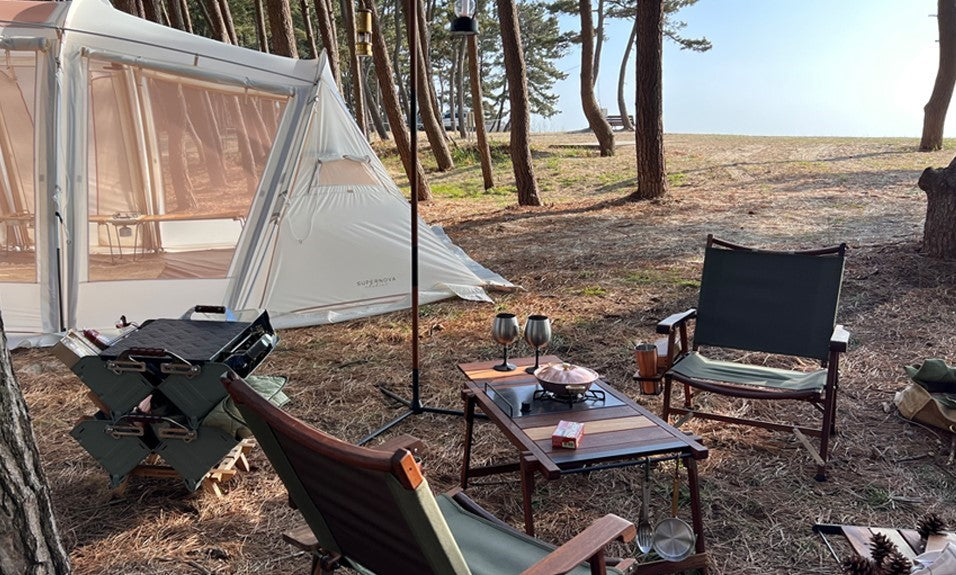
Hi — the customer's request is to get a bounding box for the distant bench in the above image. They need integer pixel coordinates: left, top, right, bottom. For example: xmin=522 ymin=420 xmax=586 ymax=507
xmin=606 ymin=114 xmax=634 ymax=130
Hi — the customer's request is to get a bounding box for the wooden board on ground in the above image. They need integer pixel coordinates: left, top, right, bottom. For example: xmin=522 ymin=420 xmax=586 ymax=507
xmin=113 ymin=439 xmax=256 ymax=498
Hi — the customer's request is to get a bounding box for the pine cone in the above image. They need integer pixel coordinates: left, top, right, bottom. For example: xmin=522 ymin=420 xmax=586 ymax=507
xmin=868 ymin=532 xmax=895 ymax=566
xmin=840 ymin=555 xmax=876 ymax=575
xmin=879 ymin=550 xmax=911 ymax=575
xmin=917 ymin=512 xmax=947 ymax=540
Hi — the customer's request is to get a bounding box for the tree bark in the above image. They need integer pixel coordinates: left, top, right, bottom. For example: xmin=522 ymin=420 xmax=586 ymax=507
xmin=0 ymin=314 xmax=71 ymax=575
xmin=165 ymin=0 xmax=186 ymax=30
xmin=218 ymin=0 xmax=238 ymax=45
xmin=497 ymin=0 xmax=541 ymax=206
xmin=629 ymin=0 xmax=666 ymax=200
xmin=266 ymin=0 xmax=299 ymax=58
xmin=405 ymin=0 xmax=454 ymax=170
xmin=617 ymin=18 xmax=636 ymax=132
xmin=253 ymin=0 xmax=270 ymax=53
xmin=921 ymin=0 xmax=956 ymax=151
xmin=300 ymin=0 xmax=320 ymax=59
xmin=367 ymin=0 xmax=431 ymax=200
xmin=592 ymin=0 xmax=605 ymax=86
xmin=917 ymin=155 xmax=956 ymax=259
xmin=314 ymin=0 xmax=341 ymax=86
xmin=342 ymin=0 xmax=367 ymax=137
xmin=200 ymin=0 xmax=229 ymax=45
xmin=468 ymin=34 xmax=495 ymax=190
xmin=579 ymin=0 xmax=614 ymax=156
xmin=456 ymin=41 xmax=467 ymax=138
xmin=364 ymin=70 xmax=390 ymax=140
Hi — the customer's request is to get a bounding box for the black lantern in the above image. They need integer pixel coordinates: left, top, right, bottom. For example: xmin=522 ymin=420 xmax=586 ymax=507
xmin=450 ymin=0 xmax=478 ymax=36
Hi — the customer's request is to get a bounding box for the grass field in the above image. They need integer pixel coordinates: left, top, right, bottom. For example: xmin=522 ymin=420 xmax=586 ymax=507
xmin=14 ymin=132 xmax=956 ymax=574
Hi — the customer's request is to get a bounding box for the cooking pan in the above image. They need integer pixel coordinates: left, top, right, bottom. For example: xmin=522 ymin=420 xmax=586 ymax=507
xmin=652 ymin=459 xmax=696 ymax=562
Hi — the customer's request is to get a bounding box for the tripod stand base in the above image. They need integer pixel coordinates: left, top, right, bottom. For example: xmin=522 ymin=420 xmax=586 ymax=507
xmin=494 ymin=363 xmax=517 ymax=372
xmin=358 ymin=385 xmax=466 ymax=445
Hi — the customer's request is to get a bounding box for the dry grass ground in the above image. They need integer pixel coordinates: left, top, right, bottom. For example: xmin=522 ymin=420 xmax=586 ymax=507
xmin=13 ymin=133 xmax=956 ymax=574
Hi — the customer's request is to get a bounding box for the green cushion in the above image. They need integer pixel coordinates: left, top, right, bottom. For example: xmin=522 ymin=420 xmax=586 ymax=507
xmin=669 ymin=352 xmax=827 ymax=392
xmin=436 ymin=494 xmax=625 ymax=575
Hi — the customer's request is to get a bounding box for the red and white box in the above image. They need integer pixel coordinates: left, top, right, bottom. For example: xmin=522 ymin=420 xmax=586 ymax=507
xmin=551 ymin=420 xmax=585 ymax=449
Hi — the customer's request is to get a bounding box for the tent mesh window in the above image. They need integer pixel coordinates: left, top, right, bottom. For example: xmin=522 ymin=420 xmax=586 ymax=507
xmin=86 ymin=57 xmax=289 ymax=281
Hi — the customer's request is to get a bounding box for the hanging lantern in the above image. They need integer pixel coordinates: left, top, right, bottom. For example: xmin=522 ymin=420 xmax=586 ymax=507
xmin=450 ymin=0 xmax=477 ymax=36
xmin=355 ymin=9 xmax=373 ymax=57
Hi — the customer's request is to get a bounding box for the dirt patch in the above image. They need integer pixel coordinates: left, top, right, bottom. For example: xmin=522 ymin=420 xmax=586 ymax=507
xmin=13 ymin=133 xmax=956 ymax=574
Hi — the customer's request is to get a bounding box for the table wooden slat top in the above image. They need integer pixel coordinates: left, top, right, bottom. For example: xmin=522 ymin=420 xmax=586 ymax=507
xmin=458 ymin=355 xmax=707 ymax=473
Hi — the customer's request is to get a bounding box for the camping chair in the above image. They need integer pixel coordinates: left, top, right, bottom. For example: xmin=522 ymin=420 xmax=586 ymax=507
xmin=657 ymin=235 xmax=849 ymax=481
xmin=222 ymin=372 xmax=637 ymax=575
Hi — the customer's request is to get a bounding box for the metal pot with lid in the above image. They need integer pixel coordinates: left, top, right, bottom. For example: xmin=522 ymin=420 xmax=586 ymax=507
xmin=533 ymin=362 xmax=600 ymax=397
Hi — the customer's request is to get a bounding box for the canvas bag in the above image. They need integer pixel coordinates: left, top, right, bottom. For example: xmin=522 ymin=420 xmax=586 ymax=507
xmin=894 ymin=383 xmax=956 ymax=433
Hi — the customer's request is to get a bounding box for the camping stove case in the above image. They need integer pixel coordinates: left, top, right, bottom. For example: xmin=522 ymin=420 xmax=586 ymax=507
xmin=63 ymin=306 xmax=278 ymax=490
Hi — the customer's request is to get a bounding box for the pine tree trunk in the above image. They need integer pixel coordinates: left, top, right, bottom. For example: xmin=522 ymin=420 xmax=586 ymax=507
xmin=218 ymin=0 xmax=238 ymax=45
xmin=405 ymin=0 xmax=454 ymax=171
xmin=456 ymin=42 xmax=467 ymax=138
xmin=367 ymin=0 xmax=431 ymax=200
xmin=496 ymin=0 xmax=541 ymax=206
xmin=921 ymin=0 xmax=956 ymax=151
xmin=592 ymin=0 xmax=605 ymax=86
xmin=300 ymin=0 xmax=319 ymax=59
xmin=314 ymin=0 xmax=341 ymax=85
xmin=0 ymin=314 xmax=71 ymax=575
xmin=468 ymin=34 xmax=495 ymax=190
xmin=617 ymin=18 xmax=636 ymax=132
xmin=364 ymin=71 xmax=390 ymax=140
xmin=266 ymin=0 xmax=299 ymax=58
xmin=579 ymin=0 xmax=614 ymax=156
xmin=629 ymin=0 xmax=666 ymax=200
xmin=917 ymin=155 xmax=956 ymax=259
xmin=165 ymin=0 xmax=186 ymax=31
xmin=342 ymin=0 xmax=367 ymax=136
xmin=200 ymin=0 xmax=229 ymax=44
xmin=253 ymin=0 xmax=270 ymax=52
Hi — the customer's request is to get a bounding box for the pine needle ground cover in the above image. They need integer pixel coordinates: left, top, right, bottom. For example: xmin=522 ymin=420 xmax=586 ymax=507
xmin=15 ymin=133 xmax=956 ymax=574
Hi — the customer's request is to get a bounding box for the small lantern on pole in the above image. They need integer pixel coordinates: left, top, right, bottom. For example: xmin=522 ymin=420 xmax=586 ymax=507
xmin=355 ymin=8 xmax=373 ymax=57
xmin=450 ymin=0 xmax=477 ymax=36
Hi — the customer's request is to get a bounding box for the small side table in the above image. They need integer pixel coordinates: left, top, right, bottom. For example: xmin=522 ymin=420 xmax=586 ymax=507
xmin=458 ymin=355 xmax=709 ymax=574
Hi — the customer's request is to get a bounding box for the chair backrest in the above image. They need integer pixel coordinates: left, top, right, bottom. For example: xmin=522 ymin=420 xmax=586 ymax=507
xmin=693 ymin=236 xmax=846 ymax=362
xmin=223 ymin=373 xmax=471 ymax=575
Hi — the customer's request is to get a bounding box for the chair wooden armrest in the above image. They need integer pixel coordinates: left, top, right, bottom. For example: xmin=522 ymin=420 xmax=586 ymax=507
xmin=830 ymin=325 xmax=850 ymax=353
xmin=371 ymin=434 xmax=424 ymax=455
xmin=519 ymin=514 xmax=636 ymax=575
xmin=657 ymin=309 xmax=696 ymax=334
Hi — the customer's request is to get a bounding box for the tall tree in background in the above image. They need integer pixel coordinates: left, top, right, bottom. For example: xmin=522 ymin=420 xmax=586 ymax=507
xmin=579 ymin=0 xmax=614 ymax=155
xmin=266 ymin=0 xmax=299 ymax=57
xmin=368 ymin=0 xmax=432 ymax=200
xmin=921 ymin=0 xmax=956 ymax=151
xmin=314 ymin=0 xmax=341 ymax=86
xmin=0 ymin=316 xmax=71 ymax=575
xmin=629 ymin=0 xmax=666 ymax=200
xmin=613 ymin=0 xmax=711 ymax=133
xmin=342 ymin=0 xmax=367 ymax=136
xmin=497 ymin=0 xmax=541 ymax=206
xmin=468 ymin=32 xmax=495 ymax=189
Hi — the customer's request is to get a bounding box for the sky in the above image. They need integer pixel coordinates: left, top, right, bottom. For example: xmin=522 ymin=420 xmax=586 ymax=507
xmin=532 ymin=0 xmax=945 ymax=137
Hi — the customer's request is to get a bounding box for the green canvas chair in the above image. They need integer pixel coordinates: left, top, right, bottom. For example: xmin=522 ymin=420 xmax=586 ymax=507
xmin=658 ymin=235 xmax=849 ymax=481
xmin=222 ymin=372 xmax=637 ymax=575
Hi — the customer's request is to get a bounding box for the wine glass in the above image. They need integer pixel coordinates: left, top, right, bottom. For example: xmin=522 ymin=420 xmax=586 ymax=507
xmin=491 ymin=313 xmax=520 ymax=371
xmin=523 ymin=315 xmax=551 ymax=374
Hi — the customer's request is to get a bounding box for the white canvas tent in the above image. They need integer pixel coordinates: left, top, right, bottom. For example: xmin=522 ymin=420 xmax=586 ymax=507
xmin=0 ymin=0 xmax=510 ymax=346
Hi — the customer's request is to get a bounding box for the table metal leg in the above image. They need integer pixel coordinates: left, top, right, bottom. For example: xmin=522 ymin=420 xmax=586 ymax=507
xmin=460 ymin=391 xmax=476 ymax=489
xmin=520 ymin=452 xmax=536 ymax=536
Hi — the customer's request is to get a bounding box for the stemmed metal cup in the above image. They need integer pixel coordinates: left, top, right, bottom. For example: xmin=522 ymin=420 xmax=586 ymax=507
xmin=491 ymin=313 xmax=520 ymax=371
xmin=523 ymin=315 xmax=552 ymax=374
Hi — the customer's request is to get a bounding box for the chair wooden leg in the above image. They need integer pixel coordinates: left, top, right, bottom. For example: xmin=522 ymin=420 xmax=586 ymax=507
xmin=662 ymin=374 xmax=673 ymax=422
